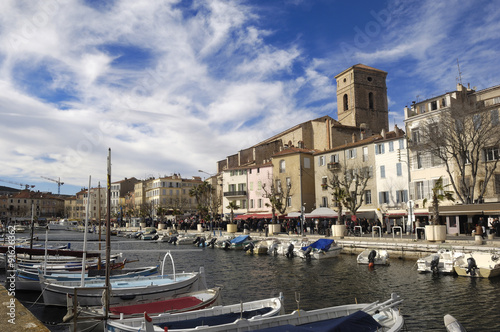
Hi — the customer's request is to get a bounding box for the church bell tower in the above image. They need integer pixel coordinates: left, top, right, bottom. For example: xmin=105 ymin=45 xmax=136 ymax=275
xmin=335 ymin=64 xmax=389 ymax=133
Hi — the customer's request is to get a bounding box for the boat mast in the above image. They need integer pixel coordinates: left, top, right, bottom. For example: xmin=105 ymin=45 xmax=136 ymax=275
xmin=105 ymin=148 xmax=111 ymax=316
xmin=81 ymin=175 xmax=91 ymax=287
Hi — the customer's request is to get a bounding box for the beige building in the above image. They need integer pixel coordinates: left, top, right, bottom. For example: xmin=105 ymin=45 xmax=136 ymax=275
xmin=1 ymin=190 xmax=65 ymax=221
xmin=404 ymin=82 xmax=500 ymax=234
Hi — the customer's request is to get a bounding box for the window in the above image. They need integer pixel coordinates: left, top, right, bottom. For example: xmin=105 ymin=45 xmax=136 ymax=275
xmin=416 ymin=152 xmax=423 ymax=169
xmin=319 ymin=156 xmax=326 ymax=166
xmin=379 ymin=191 xmax=389 ymax=204
xmin=431 ymin=100 xmax=437 ymax=110
xmin=399 ymin=138 xmax=405 ymax=149
xmin=441 ymin=98 xmax=447 ymax=107
xmin=343 ymin=94 xmax=349 ymax=111
xmin=473 ymin=114 xmax=482 ymax=130
xmin=416 ymin=181 xmax=425 ymax=200
xmin=304 ymin=157 xmax=311 ymax=168
xmin=250 ymin=199 xmax=254 ymax=208
xmin=276 ymin=179 xmax=282 ymax=193
xmin=492 ymin=109 xmax=499 ymax=126
xmin=286 ymin=196 xmax=292 ymax=207
xmin=380 ymin=165 xmax=386 ymax=178
xmin=348 ymin=149 xmax=357 ymax=159
xmin=228 ymin=184 xmax=236 ymax=192
xmin=321 ymin=196 xmax=328 ymax=207
xmin=258 ymin=181 xmax=262 ymax=190
xmin=375 ymin=143 xmax=385 ymax=155
xmin=241 ymin=200 xmax=247 ymax=209
xmin=411 ymin=128 xmax=421 ymax=143
xmin=388 ymin=141 xmax=394 ymax=152
xmin=330 ymin=154 xmax=339 ymax=163
xmin=258 ymin=199 xmax=262 ymax=208
xmin=419 ymin=104 xmax=426 ymax=113
xmin=249 ymin=182 xmax=253 ymax=191
xmin=321 ymin=176 xmax=328 ymax=190
xmin=365 ymin=190 xmax=372 ymax=204
xmin=396 ymin=190 xmax=408 ymax=203
xmin=396 ymin=163 xmax=402 ymax=176
xmin=368 ymin=92 xmax=374 ymax=109
xmin=363 ymin=147 xmax=368 ymax=161
xmin=495 ymin=174 xmax=500 ymax=194
xmin=286 ymin=177 xmax=291 ymax=189
xmin=485 ymin=147 xmax=500 ymax=161
xmin=279 ymin=160 xmax=285 ymax=173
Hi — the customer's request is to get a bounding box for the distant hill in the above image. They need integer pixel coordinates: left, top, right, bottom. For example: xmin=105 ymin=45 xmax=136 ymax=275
xmin=0 ymin=186 xmax=21 ymax=195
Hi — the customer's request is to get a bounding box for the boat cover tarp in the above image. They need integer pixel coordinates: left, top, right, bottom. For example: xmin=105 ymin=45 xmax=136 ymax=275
xmin=254 ymin=310 xmax=382 ymax=332
xmin=156 ymin=307 xmax=274 ymax=329
xmin=301 ymin=239 xmax=334 ymax=251
xmin=230 ymin=235 xmax=249 ymax=244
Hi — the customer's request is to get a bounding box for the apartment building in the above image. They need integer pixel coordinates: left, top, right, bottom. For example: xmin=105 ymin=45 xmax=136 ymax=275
xmin=404 ymin=82 xmax=500 ymax=234
xmin=0 ymin=190 xmax=65 ymax=221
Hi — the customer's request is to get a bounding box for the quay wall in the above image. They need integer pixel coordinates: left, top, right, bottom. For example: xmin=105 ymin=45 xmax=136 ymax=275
xmin=0 ymin=285 xmax=49 ymax=331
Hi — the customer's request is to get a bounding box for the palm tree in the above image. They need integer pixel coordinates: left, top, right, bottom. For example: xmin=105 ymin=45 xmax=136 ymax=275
xmin=423 ymin=176 xmax=455 ymax=225
xmin=226 ymin=201 xmax=239 ymax=223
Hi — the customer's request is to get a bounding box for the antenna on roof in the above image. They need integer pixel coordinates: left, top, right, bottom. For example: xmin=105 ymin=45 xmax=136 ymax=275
xmin=456 ymin=58 xmax=463 ymax=85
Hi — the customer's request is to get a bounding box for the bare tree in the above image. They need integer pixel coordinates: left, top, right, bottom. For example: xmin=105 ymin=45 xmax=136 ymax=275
xmin=327 ymin=163 xmax=371 ymax=220
xmin=262 ymin=176 xmax=291 ymax=224
xmin=420 ymin=103 xmax=500 ymax=204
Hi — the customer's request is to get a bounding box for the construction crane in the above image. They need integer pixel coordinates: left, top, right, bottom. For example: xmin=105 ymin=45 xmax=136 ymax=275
xmin=40 ymin=176 xmax=64 ymax=195
xmin=0 ymin=178 xmax=35 ymax=190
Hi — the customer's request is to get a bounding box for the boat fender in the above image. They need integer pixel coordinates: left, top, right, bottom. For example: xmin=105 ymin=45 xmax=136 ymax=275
xmin=466 ymin=257 xmax=477 ymax=276
xmin=286 ymin=243 xmax=294 ymax=258
xmin=430 ymin=256 xmax=440 ymax=273
xmin=368 ymin=250 xmax=377 ymax=264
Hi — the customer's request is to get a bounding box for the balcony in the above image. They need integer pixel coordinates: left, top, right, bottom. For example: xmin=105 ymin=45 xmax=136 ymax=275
xmin=224 ymin=191 xmax=247 ymax=197
xmin=327 ymin=162 xmax=341 ymax=170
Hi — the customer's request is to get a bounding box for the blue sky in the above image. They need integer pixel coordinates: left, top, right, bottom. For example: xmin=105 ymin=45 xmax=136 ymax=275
xmin=1 ymin=0 xmax=499 ymax=195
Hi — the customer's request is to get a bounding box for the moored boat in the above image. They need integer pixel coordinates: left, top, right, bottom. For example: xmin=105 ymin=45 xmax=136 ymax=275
xmin=114 ymin=293 xmax=404 ymax=332
xmin=40 ymin=252 xmax=207 ymax=306
xmin=357 ymin=249 xmax=390 ymax=266
xmin=297 ymin=238 xmax=342 ymax=259
xmin=106 ymin=294 xmax=284 ymax=332
xmin=453 ymin=251 xmax=500 ymax=278
xmin=417 ymin=249 xmax=463 ymax=274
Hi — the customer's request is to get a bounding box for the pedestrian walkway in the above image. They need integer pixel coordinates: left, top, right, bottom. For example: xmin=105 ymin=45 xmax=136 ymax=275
xmin=0 ymin=285 xmax=49 ymax=331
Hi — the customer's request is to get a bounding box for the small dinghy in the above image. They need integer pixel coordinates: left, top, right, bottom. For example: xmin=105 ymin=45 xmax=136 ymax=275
xmin=357 ymin=249 xmax=390 ymax=266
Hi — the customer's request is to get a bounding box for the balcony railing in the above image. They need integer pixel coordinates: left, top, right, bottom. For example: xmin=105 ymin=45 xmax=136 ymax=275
xmin=223 ymin=191 xmax=247 ymax=197
xmin=327 ymin=162 xmax=341 ymax=170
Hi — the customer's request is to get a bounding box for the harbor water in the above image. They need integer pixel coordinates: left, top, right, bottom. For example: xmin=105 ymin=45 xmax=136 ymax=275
xmin=4 ymin=230 xmax=500 ymax=331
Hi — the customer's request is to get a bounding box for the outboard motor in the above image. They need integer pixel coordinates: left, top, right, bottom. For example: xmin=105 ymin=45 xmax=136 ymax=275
xmin=286 ymin=243 xmax=294 ymax=258
xmin=222 ymin=240 xmax=231 ymax=250
xmin=430 ymin=255 xmax=440 ymax=273
xmin=466 ymin=257 xmax=478 ymax=276
xmin=244 ymin=242 xmax=255 ymax=254
xmin=303 ymin=246 xmax=313 ymax=259
xmin=193 ymin=236 xmax=201 ymax=245
xmin=368 ymin=250 xmax=377 ymax=264
xmin=199 ymin=237 xmax=206 ymax=247
xmin=168 ymin=236 xmax=178 ymax=245
xmin=207 ymin=238 xmax=217 ymax=248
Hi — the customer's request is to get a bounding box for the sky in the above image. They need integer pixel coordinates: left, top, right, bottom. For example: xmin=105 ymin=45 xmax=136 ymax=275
xmin=1 ymin=0 xmax=499 ymax=196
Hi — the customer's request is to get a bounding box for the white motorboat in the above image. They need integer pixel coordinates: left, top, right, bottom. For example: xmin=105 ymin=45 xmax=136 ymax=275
xmin=106 ymin=294 xmax=284 ymax=332
xmin=274 ymin=238 xmax=311 ymax=257
xmin=111 ymin=293 xmax=404 ymax=332
xmin=444 ymin=314 xmax=467 ymax=332
xmin=417 ymin=249 xmax=463 ymax=274
xmin=296 ymin=238 xmax=342 ymax=260
xmin=453 ymin=251 xmax=500 ymax=278
xmin=357 ymin=249 xmax=390 ymax=266
xmin=244 ymin=239 xmax=280 ymax=255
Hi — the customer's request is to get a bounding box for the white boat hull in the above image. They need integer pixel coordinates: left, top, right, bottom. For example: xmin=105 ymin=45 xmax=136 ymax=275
xmin=41 ymin=268 xmax=206 ymax=306
xmin=417 ymin=250 xmax=462 ymax=274
xmin=357 ymin=249 xmax=390 ymax=265
xmin=454 ymin=252 xmax=500 ymax=278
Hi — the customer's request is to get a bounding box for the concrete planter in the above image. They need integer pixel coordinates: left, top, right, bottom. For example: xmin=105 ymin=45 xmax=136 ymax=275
xmin=268 ymin=224 xmax=281 ymax=235
xmin=227 ymin=224 xmax=237 ymax=233
xmin=125 ymin=223 xmax=130 ymax=228
xmin=332 ymin=224 xmax=346 ymax=238
xmin=158 ymin=223 xmax=166 ymax=230
xmin=140 ymin=222 xmax=146 ymax=228
xmin=425 ymin=225 xmax=447 ymax=242
xmin=197 ymin=224 xmax=205 ymax=232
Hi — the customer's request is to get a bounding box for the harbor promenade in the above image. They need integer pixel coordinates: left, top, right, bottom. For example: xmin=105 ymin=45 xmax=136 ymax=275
xmin=0 ymin=284 xmax=49 ymax=331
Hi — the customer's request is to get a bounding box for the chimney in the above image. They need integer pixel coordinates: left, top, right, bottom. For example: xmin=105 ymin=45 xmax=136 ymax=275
xmin=381 ymin=128 xmax=386 ymax=139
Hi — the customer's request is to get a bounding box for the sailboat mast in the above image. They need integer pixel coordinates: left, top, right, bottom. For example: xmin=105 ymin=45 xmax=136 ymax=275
xmin=105 ymin=148 xmax=111 ymax=316
xmin=81 ymin=175 xmax=91 ymax=287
